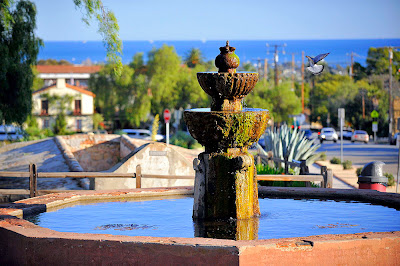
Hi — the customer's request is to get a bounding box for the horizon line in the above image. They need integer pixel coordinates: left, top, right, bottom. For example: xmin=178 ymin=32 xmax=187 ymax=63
xmin=40 ymin=37 xmax=400 ymax=42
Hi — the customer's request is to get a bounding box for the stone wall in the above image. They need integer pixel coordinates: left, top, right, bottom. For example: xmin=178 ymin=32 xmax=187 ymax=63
xmin=92 ymin=142 xmax=195 ymax=190
xmin=61 ymin=134 xmax=121 ymax=172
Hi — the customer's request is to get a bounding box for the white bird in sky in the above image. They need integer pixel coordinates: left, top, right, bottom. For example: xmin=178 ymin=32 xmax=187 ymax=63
xmin=306 ymin=53 xmax=329 ymax=75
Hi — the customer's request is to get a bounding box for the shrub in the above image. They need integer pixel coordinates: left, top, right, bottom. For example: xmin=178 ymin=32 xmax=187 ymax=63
xmin=170 ymin=131 xmax=201 ymax=149
xmin=384 ymin=173 xmax=395 ymax=186
xmin=256 ymin=164 xmax=319 ymax=188
xmin=342 ymin=160 xmax=353 ymax=170
xmin=356 ymin=167 xmax=363 ymax=176
xmin=330 ymin=157 xmax=341 ymax=164
xmin=319 ymin=152 xmax=327 ymax=161
xmin=151 ymin=114 xmax=160 ymax=141
xmin=256 ymin=164 xmax=285 ymax=175
xmin=259 ymin=125 xmax=322 ymax=174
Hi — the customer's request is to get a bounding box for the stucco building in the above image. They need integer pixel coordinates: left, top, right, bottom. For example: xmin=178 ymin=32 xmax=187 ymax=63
xmin=32 ymin=78 xmax=96 ymax=132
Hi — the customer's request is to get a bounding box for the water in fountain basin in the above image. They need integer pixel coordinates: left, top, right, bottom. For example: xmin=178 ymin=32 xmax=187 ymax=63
xmin=26 ymin=197 xmax=400 ymax=240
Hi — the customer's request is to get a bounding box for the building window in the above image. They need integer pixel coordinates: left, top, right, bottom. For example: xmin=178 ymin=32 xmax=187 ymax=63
xmin=76 ymin=119 xmax=82 ymax=131
xmin=43 ymin=119 xmax=49 ymax=129
xmin=74 ymin=100 xmax=81 ymax=115
xmin=41 ymin=100 xmax=48 ymax=115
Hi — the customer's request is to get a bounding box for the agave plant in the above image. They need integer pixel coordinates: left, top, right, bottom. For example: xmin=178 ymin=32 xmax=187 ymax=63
xmin=257 ymin=125 xmax=321 ymax=172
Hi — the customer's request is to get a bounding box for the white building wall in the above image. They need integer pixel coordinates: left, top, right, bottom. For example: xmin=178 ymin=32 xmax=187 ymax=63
xmin=81 ymin=94 xmax=94 ymax=115
xmin=32 ymin=78 xmax=94 ymax=132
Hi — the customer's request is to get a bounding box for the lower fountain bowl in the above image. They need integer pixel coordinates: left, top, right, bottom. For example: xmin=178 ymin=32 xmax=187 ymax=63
xmin=183 ymin=108 xmax=269 ymax=152
xmin=1 ymin=187 xmax=400 ymax=265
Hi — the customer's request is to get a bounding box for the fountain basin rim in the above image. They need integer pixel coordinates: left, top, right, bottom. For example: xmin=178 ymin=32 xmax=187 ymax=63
xmin=197 ymin=71 xmax=259 ymax=75
xmin=1 ymin=187 xmax=400 ymax=265
xmin=184 ymin=108 xmax=268 ymax=113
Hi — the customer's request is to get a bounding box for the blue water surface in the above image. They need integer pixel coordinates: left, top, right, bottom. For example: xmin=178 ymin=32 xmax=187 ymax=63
xmin=39 ymin=39 xmax=400 ymax=66
xmin=27 ymin=197 xmax=400 ymax=240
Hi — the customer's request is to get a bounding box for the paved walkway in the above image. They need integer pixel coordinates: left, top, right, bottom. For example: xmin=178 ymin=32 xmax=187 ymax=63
xmin=313 ymin=160 xmax=398 ymax=193
xmin=0 ymin=138 xmax=80 ymax=190
xmin=309 ymin=163 xmax=354 ymax=189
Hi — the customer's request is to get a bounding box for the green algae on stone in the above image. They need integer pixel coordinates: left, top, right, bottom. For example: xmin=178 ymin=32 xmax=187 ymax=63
xmin=183 ymin=108 xmax=269 ymax=153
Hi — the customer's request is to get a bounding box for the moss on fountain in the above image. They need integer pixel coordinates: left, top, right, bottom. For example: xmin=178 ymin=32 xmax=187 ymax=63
xmin=184 ymin=108 xmax=269 ymax=153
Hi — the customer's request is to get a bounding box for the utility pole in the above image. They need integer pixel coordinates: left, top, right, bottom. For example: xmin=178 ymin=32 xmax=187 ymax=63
xmin=266 ymin=43 xmax=286 ymax=87
xmin=301 ymin=51 xmax=305 ymax=113
xmin=362 ymin=89 xmax=365 ymax=119
xmin=291 ymin=53 xmax=295 ymax=90
xmin=377 ymin=46 xmax=399 ymax=139
xmin=350 ymin=51 xmax=354 ymax=78
xmin=263 ymin=58 xmax=268 ymax=80
xmin=274 ymin=45 xmax=279 ymax=87
xmin=389 ymin=47 xmax=393 ymax=139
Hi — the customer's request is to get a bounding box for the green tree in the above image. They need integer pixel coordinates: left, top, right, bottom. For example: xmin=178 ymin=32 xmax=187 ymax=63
xmin=310 ymin=74 xmax=358 ymax=127
xmin=42 ymin=93 xmax=74 ymax=134
xmin=366 ymin=47 xmax=400 ymax=78
xmin=31 ymin=66 xmax=44 ymax=91
xmin=37 ymin=59 xmax=72 ymax=65
xmin=175 ymin=64 xmax=210 ymax=109
xmin=125 ymin=73 xmax=152 ymax=127
xmin=129 ymin=52 xmax=145 ymax=73
xmin=147 ymin=45 xmax=181 ymax=115
xmin=238 ymin=61 xmax=257 ymax=72
xmin=246 ymin=80 xmax=301 ymax=124
xmin=184 ymin=48 xmax=204 ymax=68
xmin=0 ymin=0 xmax=42 ymax=125
xmin=269 ymin=82 xmax=302 ymax=123
xmin=2 ymin=0 xmax=122 ymax=75
xmin=352 ymin=62 xmax=368 ymax=81
xmin=89 ymin=64 xmax=134 ymax=123
xmin=92 ymin=113 xmax=104 ymax=130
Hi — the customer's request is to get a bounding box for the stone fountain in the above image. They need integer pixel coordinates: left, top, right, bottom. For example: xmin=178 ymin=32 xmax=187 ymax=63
xmin=184 ymin=41 xmax=269 ymax=225
xmin=2 ymin=42 xmax=400 ymax=265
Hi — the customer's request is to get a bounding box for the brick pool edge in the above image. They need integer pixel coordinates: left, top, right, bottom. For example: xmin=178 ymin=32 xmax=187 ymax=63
xmin=1 ymin=187 xmax=400 ymax=265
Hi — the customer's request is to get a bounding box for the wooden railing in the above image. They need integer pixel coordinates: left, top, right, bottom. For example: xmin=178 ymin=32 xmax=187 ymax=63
xmin=0 ymin=161 xmax=332 ymax=199
xmin=254 ymin=154 xmax=333 ymax=188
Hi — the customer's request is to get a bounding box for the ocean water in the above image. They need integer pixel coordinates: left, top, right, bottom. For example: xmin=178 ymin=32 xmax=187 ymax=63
xmin=38 ymin=39 xmax=400 ymax=67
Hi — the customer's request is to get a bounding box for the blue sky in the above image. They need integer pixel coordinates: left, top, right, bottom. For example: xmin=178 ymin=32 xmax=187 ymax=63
xmin=32 ymin=0 xmax=400 ymax=41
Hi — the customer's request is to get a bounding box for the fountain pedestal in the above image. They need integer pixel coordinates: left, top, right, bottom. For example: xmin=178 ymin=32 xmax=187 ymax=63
xmin=193 ymin=150 xmax=260 ymax=220
xmin=184 ymin=41 xmax=269 ymax=226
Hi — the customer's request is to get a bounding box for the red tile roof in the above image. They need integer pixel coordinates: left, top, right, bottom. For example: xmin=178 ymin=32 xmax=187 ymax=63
xmin=33 ymin=83 xmax=96 ymax=97
xmin=36 ymin=65 xmax=102 ymax=74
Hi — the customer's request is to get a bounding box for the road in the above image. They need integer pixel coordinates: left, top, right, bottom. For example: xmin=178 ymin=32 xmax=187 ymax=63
xmin=316 ymin=140 xmax=398 ymax=177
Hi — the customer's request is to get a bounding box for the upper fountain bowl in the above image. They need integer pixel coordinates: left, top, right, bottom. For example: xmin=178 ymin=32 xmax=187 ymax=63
xmin=197 ymin=72 xmax=259 ymax=100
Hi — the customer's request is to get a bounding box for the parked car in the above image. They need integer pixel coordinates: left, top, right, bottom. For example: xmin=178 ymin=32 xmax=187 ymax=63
xmin=258 ymin=135 xmax=266 ymax=148
xmin=351 ymin=130 xmax=369 ymax=144
xmin=0 ymin=125 xmax=24 ymax=141
xmin=319 ymin=127 xmax=338 ymax=143
xmin=121 ymin=129 xmax=164 ymax=141
xmin=341 ymin=129 xmax=353 ymax=140
xmin=301 ymin=129 xmax=313 ymax=140
xmin=390 ymin=133 xmax=399 ymax=145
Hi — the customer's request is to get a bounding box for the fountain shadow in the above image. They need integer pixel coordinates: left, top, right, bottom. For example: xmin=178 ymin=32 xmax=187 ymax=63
xmin=194 ymin=217 xmax=259 ymax=240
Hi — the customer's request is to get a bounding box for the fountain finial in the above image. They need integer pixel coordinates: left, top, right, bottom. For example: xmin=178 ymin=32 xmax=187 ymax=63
xmin=215 ymin=40 xmax=240 ymax=73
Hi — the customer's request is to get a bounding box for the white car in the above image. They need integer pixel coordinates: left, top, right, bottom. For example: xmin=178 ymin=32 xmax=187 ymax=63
xmin=121 ymin=129 xmax=164 ymax=141
xmin=319 ymin=127 xmax=338 ymax=143
xmin=351 ymin=130 xmax=369 ymax=144
xmin=0 ymin=125 xmax=24 ymax=141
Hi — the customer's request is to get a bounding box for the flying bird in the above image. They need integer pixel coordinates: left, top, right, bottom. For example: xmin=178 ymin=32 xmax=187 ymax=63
xmin=306 ymin=53 xmax=329 ymax=75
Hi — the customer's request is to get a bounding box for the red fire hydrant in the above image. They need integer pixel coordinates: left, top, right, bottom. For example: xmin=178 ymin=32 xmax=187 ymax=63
xmin=358 ymin=161 xmax=388 ymax=192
